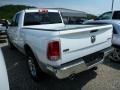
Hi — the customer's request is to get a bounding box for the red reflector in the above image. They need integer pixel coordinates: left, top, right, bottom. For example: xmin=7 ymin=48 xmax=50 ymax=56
xmin=47 ymin=41 xmax=61 ymax=61
xmin=38 ymin=9 xmax=48 ymax=13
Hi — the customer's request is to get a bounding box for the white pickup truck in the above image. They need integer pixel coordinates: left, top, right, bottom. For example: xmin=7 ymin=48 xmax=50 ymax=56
xmin=0 ymin=49 xmax=9 ymax=90
xmin=7 ymin=9 xmax=113 ymax=81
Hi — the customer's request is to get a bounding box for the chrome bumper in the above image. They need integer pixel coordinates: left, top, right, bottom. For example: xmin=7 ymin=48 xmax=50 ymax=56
xmin=101 ymin=47 xmax=114 ymax=58
xmin=47 ymin=60 xmax=87 ymax=79
xmin=46 ymin=47 xmax=114 ymax=79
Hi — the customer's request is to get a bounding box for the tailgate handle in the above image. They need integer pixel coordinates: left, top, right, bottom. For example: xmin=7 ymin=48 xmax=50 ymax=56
xmin=90 ymin=30 xmax=98 ymax=33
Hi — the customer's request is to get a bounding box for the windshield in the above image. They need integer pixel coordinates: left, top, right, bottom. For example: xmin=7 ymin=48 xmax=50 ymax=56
xmin=97 ymin=12 xmax=112 ymax=20
xmin=24 ymin=12 xmax=62 ymax=26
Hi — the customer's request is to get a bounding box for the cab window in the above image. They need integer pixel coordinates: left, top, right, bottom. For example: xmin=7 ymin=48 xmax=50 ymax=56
xmin=113 ymin=11 xmax=120 ymax=19
xmin=24 ymin=12 xmax=62 ymax=26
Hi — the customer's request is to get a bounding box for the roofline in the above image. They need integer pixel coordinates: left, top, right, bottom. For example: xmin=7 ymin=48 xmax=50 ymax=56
xmin=104 ymin=10 xmax=120 ymax=13
xmin=47 ymin=8 xmax=86 ymax=12
xmin=23 ymin=8 xmax=87 ymax=13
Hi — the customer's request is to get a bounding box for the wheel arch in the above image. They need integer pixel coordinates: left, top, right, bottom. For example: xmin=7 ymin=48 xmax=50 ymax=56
xmin=24 ymin=44 xmax=33 ymax=56
xmin=24 ymin=44 xmax=47 ymax=73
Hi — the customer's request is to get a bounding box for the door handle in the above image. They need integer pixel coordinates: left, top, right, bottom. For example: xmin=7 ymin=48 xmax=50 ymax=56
xmin=90 ymin=30 xmax=98 ymax=33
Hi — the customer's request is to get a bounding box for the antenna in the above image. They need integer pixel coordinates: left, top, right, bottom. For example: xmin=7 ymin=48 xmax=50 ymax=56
xmin=111 ymin=0 xmax=114 ymax=11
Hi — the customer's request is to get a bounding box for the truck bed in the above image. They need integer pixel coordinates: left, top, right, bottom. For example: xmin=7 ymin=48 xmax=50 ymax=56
xmin=22 ymin=24 xmax=113 ymax=65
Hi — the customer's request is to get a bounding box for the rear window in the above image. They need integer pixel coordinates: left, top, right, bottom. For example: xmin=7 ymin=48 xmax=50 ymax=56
xmin=24 ymin=12 xmax=62 ymax=26
xmin=113 ymin=11 xmax=120 ymax=19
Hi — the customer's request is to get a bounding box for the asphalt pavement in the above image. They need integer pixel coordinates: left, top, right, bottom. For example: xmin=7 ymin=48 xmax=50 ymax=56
xmin=0 ymin=43 xmax=120 ymax=90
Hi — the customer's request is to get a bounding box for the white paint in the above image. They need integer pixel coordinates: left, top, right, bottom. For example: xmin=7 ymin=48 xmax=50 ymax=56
xmin=0 ymin=49 xmax=9 ymax=90
xmin=8 ymin=9 xmax=112 ymax=68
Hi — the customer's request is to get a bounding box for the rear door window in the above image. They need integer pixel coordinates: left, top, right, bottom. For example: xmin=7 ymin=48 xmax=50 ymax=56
xmin=113 ymin=11 xmax=120 ymax=19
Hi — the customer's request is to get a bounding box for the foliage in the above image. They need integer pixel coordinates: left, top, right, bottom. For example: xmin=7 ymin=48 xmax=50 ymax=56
xmin=0 ymin=5 xmax=35 ymax=20
xmin=87 ymin=14 xmax=97 ymax=20
xmin=0 ymin=5 xmax=96 ymax=21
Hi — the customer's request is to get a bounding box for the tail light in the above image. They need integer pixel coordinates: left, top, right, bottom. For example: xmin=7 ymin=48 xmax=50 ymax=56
xmin=47 ymin=41 xmax=61 ymax=61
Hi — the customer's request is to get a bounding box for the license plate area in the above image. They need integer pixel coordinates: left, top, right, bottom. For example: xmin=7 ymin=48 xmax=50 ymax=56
xmin=82 ymin=52 xmax=104 ymax=66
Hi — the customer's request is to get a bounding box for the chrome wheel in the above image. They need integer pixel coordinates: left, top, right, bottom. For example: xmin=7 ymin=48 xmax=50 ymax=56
xmin=28 ymin=57 xmax=37 ymax=77
xmin=26 ymin=50 xmax=46 ymax=82
xmin=109 ymin=48 xmax=120 ymax=62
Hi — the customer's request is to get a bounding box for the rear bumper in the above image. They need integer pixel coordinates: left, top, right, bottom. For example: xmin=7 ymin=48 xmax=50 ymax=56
xmin=101 ymin=47 xmax=114 ymax=58
xmin=46 ymin=47 xmax=114 ymax=79
xmin=47 ymin=60 xmax=87 ymax=79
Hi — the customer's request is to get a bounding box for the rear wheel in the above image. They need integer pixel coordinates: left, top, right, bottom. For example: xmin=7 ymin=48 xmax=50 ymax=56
xmin=109 ymin=48 xmax=120 ymax=62
xmin=27 ymin=50 xmax=46 ymax=82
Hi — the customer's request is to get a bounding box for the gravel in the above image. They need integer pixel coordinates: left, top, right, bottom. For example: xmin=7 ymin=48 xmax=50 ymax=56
xmin=1 ymin=43 xmax=120 ymax=90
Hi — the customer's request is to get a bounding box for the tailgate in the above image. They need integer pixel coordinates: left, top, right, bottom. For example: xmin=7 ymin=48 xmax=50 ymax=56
xmin=60 ymin=25 xmax=112 ymax=64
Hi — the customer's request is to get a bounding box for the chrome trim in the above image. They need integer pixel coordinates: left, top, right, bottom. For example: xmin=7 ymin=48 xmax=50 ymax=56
xmin=88 ymin=59 xmax=104 ymax=69
xmin=101 ymin=47 xmax=114 ymax=57
xmin=60 ymin=61 xmax=85 ymax=70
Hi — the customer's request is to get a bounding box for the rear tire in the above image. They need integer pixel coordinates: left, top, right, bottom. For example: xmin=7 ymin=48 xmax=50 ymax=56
xmin=109 ymin=48 xmax=120 ymax=62
xmin=27 ymin=50 xmax=46 ymax=82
